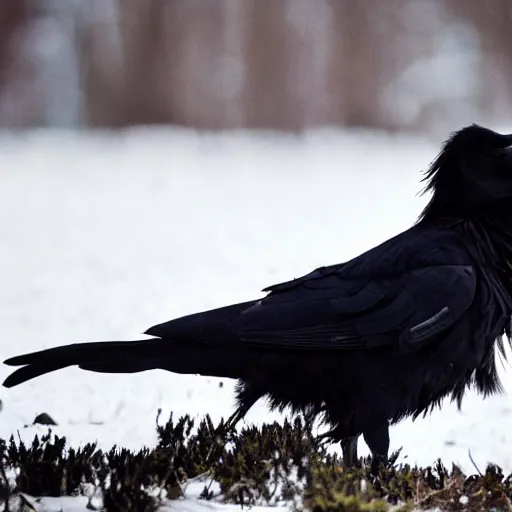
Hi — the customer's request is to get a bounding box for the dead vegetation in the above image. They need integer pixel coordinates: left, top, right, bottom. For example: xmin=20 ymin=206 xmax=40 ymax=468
xmin=0 ymin=412 xmax=511 ymax=511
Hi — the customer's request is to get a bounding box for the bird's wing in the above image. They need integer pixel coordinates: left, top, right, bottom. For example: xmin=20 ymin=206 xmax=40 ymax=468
xmin=261 ymin=263 xmax=347 ymax=293
xmin=237 ymin=264 xmax=476 ymax=352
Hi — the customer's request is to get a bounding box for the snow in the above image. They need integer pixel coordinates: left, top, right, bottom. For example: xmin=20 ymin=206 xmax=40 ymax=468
xmin=10 ymin=494 xmax=289 ymax=512
xmin=0 ymin=126 xmax=512 ymax=510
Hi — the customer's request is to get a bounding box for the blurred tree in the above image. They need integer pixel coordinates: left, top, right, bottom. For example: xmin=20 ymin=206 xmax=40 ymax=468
xmin=444 ymin=0 xmax=512 ymax=122
xmin=333 ymin=1 xmax=381 ymax=128
xmin=81 ymin=0 xmax=177 ymax=127
xmin=0 ymin=2 xmax=27 ymax=84
xmin=244 ymin=0 xmax=297 ymax=130
xmin=2 ymin=0 xmax=512 ymax=133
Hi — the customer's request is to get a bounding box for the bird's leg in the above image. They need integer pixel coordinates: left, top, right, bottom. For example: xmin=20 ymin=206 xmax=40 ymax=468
xmin=340 ymin=436 xmax=360 ymax=468
xmin=224 ymin=382 xmax=260 ymax=434
xmin=214 ymin=390 xmax=260 ymax=445
xmin=315 ymin=427 xmax=361 ymax=468
xmin=363 ymin=424 xmax=390 ymax=474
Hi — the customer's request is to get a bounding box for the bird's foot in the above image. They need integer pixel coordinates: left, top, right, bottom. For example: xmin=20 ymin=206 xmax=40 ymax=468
xmin=369 ymin=453 xmax=388 ymax=476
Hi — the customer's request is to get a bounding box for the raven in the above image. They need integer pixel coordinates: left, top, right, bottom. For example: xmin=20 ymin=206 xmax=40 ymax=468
xmin=4 ymin=124 xmax=512 ymax=471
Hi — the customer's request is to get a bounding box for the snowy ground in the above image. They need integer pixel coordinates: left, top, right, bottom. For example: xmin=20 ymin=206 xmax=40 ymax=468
xmin=1 ymin=126 xmax=512 ymax=510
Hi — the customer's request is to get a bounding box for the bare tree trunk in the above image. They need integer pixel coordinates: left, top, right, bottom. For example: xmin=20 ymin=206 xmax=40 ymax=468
xmin=244 ymin=0 xmax=298 ymax=130
xmin=331 ymin=1 xmax=382 ymax=129
xmin=285 ymin=0 xmax=332 ymax=128
xmin=0 ymin=1 xmax=28 ymax=88
xmin=216 ymin=0 xmax=247 ymax=129
xmin=82 ymin=0 xmax=179 ymax=127
xmin=173 ymin=0 xmax=225 ymax=129
xmin=444 ymin=0 xmax=512 ymax=122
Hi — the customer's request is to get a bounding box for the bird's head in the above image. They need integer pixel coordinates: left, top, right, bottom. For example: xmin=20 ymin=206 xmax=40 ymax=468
xmin=419 ymin=124 xmax=512 ymax=222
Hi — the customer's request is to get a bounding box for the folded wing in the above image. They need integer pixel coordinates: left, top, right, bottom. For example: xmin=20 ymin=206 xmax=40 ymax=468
xmin=234 ymin=264 xmax=476 ymax=352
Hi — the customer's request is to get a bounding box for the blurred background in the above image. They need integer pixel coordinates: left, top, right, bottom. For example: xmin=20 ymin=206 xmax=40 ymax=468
xmin=1 ymin=0 xmax=512 ymax=135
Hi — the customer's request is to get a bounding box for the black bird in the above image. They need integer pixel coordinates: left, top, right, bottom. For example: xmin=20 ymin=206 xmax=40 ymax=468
xmin=4 ymin=124 xmax=512 ymax=471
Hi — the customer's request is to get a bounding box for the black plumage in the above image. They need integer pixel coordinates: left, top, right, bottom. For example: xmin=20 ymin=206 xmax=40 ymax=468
xmin=4 ymin=124 xmax=512 ymax=469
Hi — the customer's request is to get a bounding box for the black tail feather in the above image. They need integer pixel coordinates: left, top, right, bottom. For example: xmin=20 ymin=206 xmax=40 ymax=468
xmin=3 ymin=339 xmax=166 ymax=387
xmin=3 ymin=362 xmax=75 ymax=388
xmin=3 ymin=300 xmax=261 ymax=388
xmin=3 ymin=339 xmax=164 ymax=367
xmin=3 ymin=339 xmax=250 ymax=387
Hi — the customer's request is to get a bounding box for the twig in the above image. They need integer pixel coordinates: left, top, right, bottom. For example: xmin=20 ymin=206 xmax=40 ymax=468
xmin=468 ymin=449 xmax=483 ymax=477
xmin=155 ymin=408 xmax=162 ymax=430
xmin=181 ymin=470 xmax=213 ymax=493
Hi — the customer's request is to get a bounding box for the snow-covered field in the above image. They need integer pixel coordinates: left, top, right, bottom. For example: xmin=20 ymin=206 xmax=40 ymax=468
xmin=1 ymin=126 xmax=512 ymax=510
